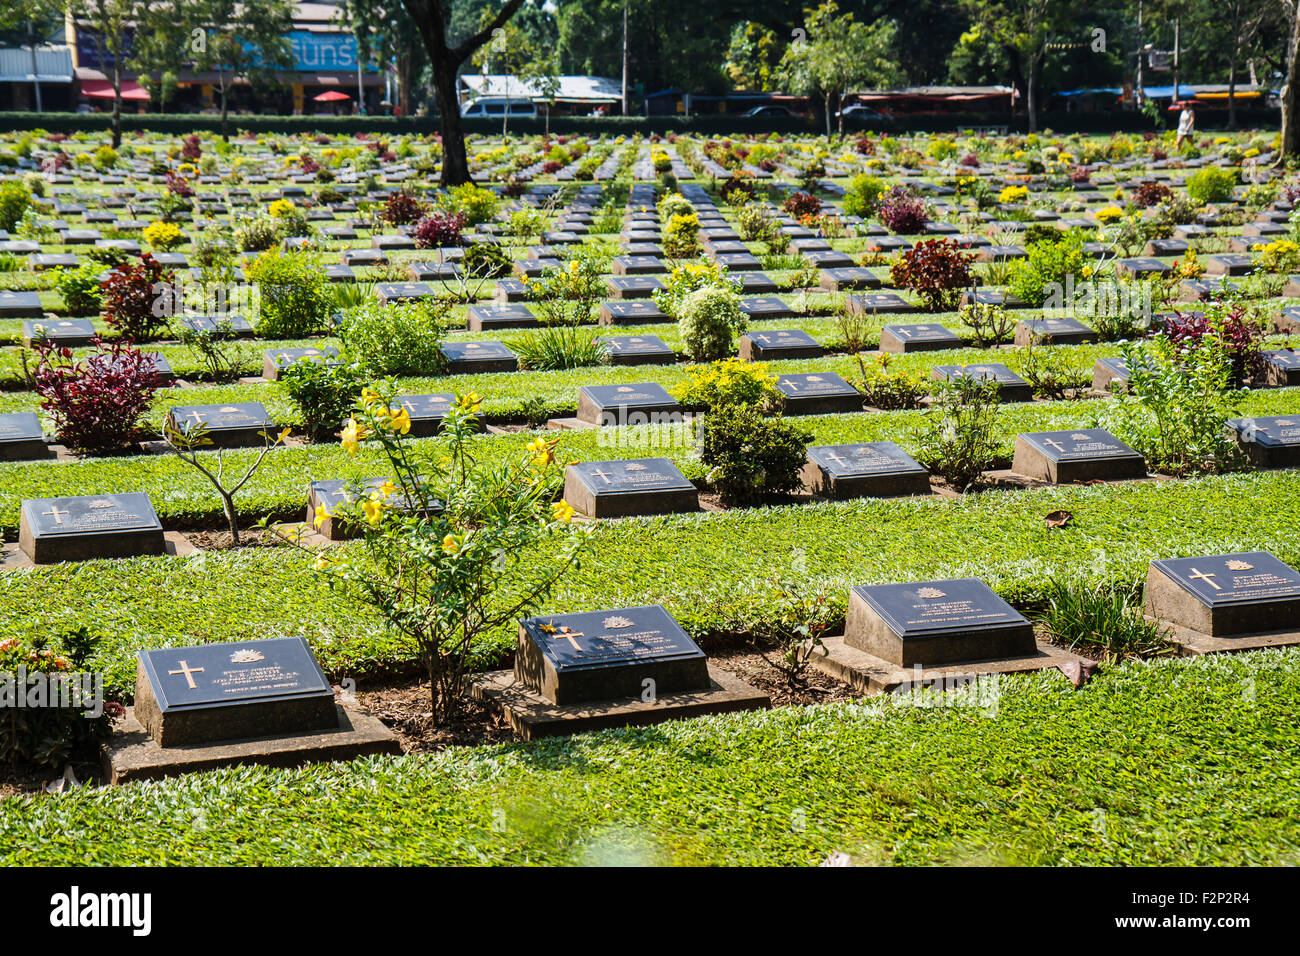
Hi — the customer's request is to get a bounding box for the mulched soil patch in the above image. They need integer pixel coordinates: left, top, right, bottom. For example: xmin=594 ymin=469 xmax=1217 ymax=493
xmin=183 ymin=526 xmax=293 ymax=550
xmin=355 ymin=680 xmax=516 ymax=753
xmin=706 ymin=645 xmax=863 ymax=707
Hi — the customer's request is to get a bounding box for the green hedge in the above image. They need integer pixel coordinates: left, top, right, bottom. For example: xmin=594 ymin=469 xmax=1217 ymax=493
xmin=2 ymin=649 xmax=1297 ymax=865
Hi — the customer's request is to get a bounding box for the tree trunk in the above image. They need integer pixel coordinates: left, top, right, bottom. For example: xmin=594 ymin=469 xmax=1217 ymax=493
xmin=1228 ymin=47 xmax=1239 ymax=130
xmin=1027 ymin=55 xmax=1039 ymax=134
xmin=1281 ymin=0 xmax=1300 ymax=158
xmin=28 ymin=24 xmax=42 ymax=113
xmin=432 ymin=58 xmax=471 ymax=185
xmin=824 ymin=94 xmax=832 ymax=141
xmin=111 ymin=63 xmax=122 ymax=149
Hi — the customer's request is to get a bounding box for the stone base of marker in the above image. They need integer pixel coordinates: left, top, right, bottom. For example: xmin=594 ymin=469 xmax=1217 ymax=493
xmin=102 ymin=697 xmax=401 ymax=784
xmin=470 ymin=664 xmax=769 ymax=741
xmin=1143 ymin=556 xmax=1300 ymax=639
xmin=563 ymin=460 xmax=699 ymax=518
xmin=1010 ymin=431 xmax=1147 ymax=484
xmin=809 ymin=635 xmax=1086 ymax=696
xmin=1144 ymin=619 xmax=1300 ymax=657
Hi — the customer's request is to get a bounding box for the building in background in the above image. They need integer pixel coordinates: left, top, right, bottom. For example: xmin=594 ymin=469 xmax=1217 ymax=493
xmin=459 ymin=74 xmax=623 ymax=117
xmin=0 ymin=45 xmax=75 ymax=111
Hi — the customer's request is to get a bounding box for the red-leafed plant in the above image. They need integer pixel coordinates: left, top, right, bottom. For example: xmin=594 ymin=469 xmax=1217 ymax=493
xmin=855 ymin=136 xmax=875 ymax=155
xmin=100 ymin=253 xmax=176 ymax=342
xmin=33 ymin=338 xmax=168 ymax=453
xmin=889 ymin=238 xmax=974 ymax=311
xmin=783 ymin=191 xmax=821 ymax=218
xmin=1070 ymin=165 xmax=1092 ymax=183
xmin=960 ymin=152 xmax=980 ymax=167
xmin=165 ymin=171 xmax=193 ymax=197
xmin=381 ymin=190 xmax=428 ymax=225
xmin=878 ymin=186 xmax=930 ymax=234
xmin=1133 ymin=181 xmax=1174 ymax=208
xmin=413 ymin=211 xmax=468 ymax=248
xmin=181 ymin=133 xmax=202 ymax=160
xmin=541 ymin=160 xmax=563 ymax=174
xmin=1161 ymin=305 xmax=1265 ymax=387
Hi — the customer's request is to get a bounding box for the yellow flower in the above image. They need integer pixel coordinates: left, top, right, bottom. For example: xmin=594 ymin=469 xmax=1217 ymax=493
xmin=378 ymin=480 xmax=398 ymax=498
xmin=340 ymin=417 xmax=370 ymax=454
xmin=360 ymin=387 xmax=380 ymax=409
xmin=441 ymin=533 xmax=461 ymax=554
xmin=459 ymin=391 xmax=483 ymax=412
xmin=551 ymin=500 xmax=576 ymax=524
xmin=362 ymin=499 xmax=385 ymax=525
xmin=387 ymin=408 xmax=412 ymax=434
xmin=313 ymin=555 xmax=333 ymax=571
xmin=277 ymin=426 xmax=292 ymax=445
xmin=313 ymin=503 xmax=333 ymax=529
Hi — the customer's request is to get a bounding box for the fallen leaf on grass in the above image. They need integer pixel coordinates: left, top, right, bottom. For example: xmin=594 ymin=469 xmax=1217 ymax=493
xmin=1057 ymin=660 xmax=1101 ymax=689
xmin=1044 ymin=510 xmax=1073 ymax=529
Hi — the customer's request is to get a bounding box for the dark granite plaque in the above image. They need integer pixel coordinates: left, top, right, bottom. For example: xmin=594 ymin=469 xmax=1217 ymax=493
xmin=0 ymin=412 xmax=47 ymax=460
xmin=1116 ymin=257 xmax=1172 ymax=278
xmin=393 ymin=392 xmax=482 ymax=436
xmin=576 ymin=383 xmax=681 ymax=425
xmin=931 ymin=363 xmax=1032 ymax=402
xmin=19 ymin=493 xmax=166 ymax=564
xmin=165 ymin=402 xmax=275 ymax=447
xmin=879 ymin=323 xmax=961 ymax=353
xmin=564 ymin=457 xmax=698 ymax=518
xmin=22 ymin=319 xmax=96 ymax=348
xmin=1013 ymin=317 xmax=1099 ymax=346
xmin=598 ymin=300 xmax=671 ymax=325
xmin=598 ymin=335 xmax=675 ymax=366
xmin=845 ymin=578 xmax=1036 ymax=666
xmin=1012 ymin=428 xmax=1146 ymax=483
xmin=307 ymin=476 xmax=436 ymax=540
xmin=801 ymin=442 xmax=930 ymax=499
xmin=1205 ymin=254 xmax=1254 ymax=277
xmin=775 ymin=373 xmax=863 ymax=415
xmin=606 ymin=275 xmax=665 ymax=300
xmin=846 ymin=292 xmax=915 ymax=315
xmin=440 ymin=340 xmax=519 ymax=373
xmin=738 ymin=296 xmax=799 ymax=320
xmin=739 ymin=328 xmax=823 ymax=361
xmin=408 ymin=261 xmax=460 ymax=282
xmin=376 ymin=282 xmax=435 ymax=305
xmin=466 ymin=304 xmax=538 ymax=331
xmin=516 ymin=605 xmax=710 ymax=705
xmin=134 ymin=637 xmax=338 ymax=746
xmin=1145 ymin=552 xmax=1300 ymax=636
xmin=262 ymin=346 xmax=340 ymax=381
xmin=179 ymin=314 xmax=255 ymax=338
xmin=611 ymin=256 xmax=666 ymax=275
xmin=819 ymin=267 xmax=882 ymax=292
xmin=1092 ymin=356 xmax=1133 ymax=391
xmin=1262 ymin=349 xmax=1300 ymax=387
xmin=1226 ymin=415 xmax=1300 ymax=468
xmin=0 ymin=290 xmax=42 ymax=318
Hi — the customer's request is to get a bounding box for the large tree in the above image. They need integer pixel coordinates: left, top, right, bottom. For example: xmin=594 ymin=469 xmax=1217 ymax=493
xmin=1282 ymin=0 xmax=1300 ymax=157
xmin=959 ymin=0 xmax=1075 ymax=132
xmin=65 ymin=0 xmax=139 ymax=148
xmin=185 ymin=0 xmax=294 ymax=140
xmin=399 ymin=0 xmax=525 ymax=185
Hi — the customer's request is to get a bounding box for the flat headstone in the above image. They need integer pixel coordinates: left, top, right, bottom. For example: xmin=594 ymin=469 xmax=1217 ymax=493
xmin=564 ymin=457 xmax=698 ymax=518
xmin=844 ymin=578 xmax=1036 ymax=666
xmin=1205 ymin=254 xmax=1255 ymax=277
xmin=960 ymin=289 xmax=1029 ymax=309
xmin=515 ymin=605 xmax=709 ymax=705
xmin=611 ymin=256 xmax=666 ymax=275
xmin=738 ymin=328 xmax=823 ymax=361
xmin=606 ymin=275 xmax=665 ymax=300
xmin=598 ymin=335 xmax=675 ymax=366
xmin=1144 ymin=551 xmax=1300 ymax=637
xmin=22 ymin=319 xmax=96 ymax=348
xmin=0 ymin=290 xmax=43 ymax=318
xmin=931 ymin=363 xmax=1032 ymax=402
xmin=1013 ymin=317 xmax=1098 ymax=346
xmin=0 ymin=412 xmax=48 ymax=460
xmin=775 ymin=373 xmax=862 ymax=415
xmin=393 ymin=393 xmax=478 ymax=436
xmin=19 ymin=493 xmax=166 ymax=564
xmin=879 ymin=323 xmax=960 ymax=353
xmin=467 ymin=303 xmax=538 ymax=331
xmin=376 ymin=282 xmax=435 ymax=305
xmin=133 ymin=637 xmax=337 ymax=747
xmin=576 ymin=383 xmax=680 ymax=425
xmin=801 ymin=442 xmax=930 ymax=499
xmin=1227 ymin=415 xmax=1300 ymax=468
xmin=262 ymin=346 xmax=340 ymax=381
xmin=1092 ymin=356 xmax=1133 ymax=391
xmin=441 ymin=340 xmax=518 ymax=373
xmin=598 ymin=300 xmax=671 ymax=325
xmin=1116 ymin=257 xmax=1172 ymax=278
xmin=165 ymin=403 xmax=275 ymax=447
xmin=846 ymin=292 xmax=915 ymax=315
xmin=179 ymin=314 xmax=255 ymax=338
xmin=408 ymin=261 xmax=459 ymax=282
xmin=1180 ymin=278 xmax=1237 ymax=302
xmin=738 ymin=296 xmax=799 ymax=320
xmin=819 ymin=267 xmax=881 ymax=292
xmin=1011 ymin=428 xmax=1146 ymax=483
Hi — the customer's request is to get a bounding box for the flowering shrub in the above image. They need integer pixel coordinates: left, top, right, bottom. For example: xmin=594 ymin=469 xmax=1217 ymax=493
xmin=662 ymin=211 xmax=700 ymax=258
xmin=654 ymin=261 xmax=740 ymax=318
xmin=783 ymin=191 xmax=821 ymax=218
xmin=439 ymin=183 xmax=499 ymax=224
xmin=380 ymin=190 xmax=427 ymax=226
xmin=889 ymin=238 xmax=974 ymax=311
xmin=526 ymin=248 xmax=606 ymax=325
xmin=32 ymin=337 xmax=167 ymax=453
xmin=100 ymin=253 xmax=176 ymax=341
xmin=165 ymin=171 xmax=193 ymax=197
xmin=701 ymin=404 xmax=812 ymax=504
xmin=998 ymin=185 xmax=1029 ymax=204
xmin=1256 ymin=239 xmax=1300 ymax=275
xmin=842 ymin=173 xmax=886 ymax=217
xmin=142 ymin=220 xmax=185 ymax=251
xmin=1186 ymin=167 xmax=1237 ymax=204
xmin=412 ymin=211 xmax=468 ymax=248
xmin=678 ymin=285 xmax=748 ymax=361
xmin=0 ymin=637 xmax=115 ymax=769
xmin=673 ymin=358 xmax=782 ymax=412
xmin=877 ymin=186 xmax=930 ymax=234
xmin=180 ymin=133 xmax=202 ymax=160
xmin=1095 ymin=205 xmax=1124 ymax=224
xmin=292 ymin=388 xmax=590 ymax=722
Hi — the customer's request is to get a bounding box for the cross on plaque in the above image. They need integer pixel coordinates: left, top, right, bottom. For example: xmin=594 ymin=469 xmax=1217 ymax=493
xmin=1042 ymin=438 xmax=1067 ymax=453
xmin=168 ymin=660 xmax=205 ymax=689
xmin=555 ymin=628 xmax=583 ymax=651
xmin=589 ymin=468 xmax=614 ymax=485
xmin=400 ymin=400 xmax=419 ymax=413
xmin=823 ymin=451 xmax=850 ymax=467
xmin=187 ymin=410 xmax=208 ymax=425
xmin=895 ymin=327 xmax=912 ymax=337
xmin=1188 ymin=568 xmax=1221 ymax=591
xmin=42 ymin=506 xmax=69 ymax=525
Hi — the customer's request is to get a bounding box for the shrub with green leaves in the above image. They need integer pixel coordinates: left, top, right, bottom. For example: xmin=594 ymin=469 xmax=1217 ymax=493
xmin=461 ymin=241 xmax=512 ymax=280
xmin=0 ymin=635 xmax=114 ymax=770
xmin=852 ymin=353 xmax=929 ymax=410
xmin=663 ymin=211 xmax=701 ymax=258
xmin=842 ymin=173 xmax=886 ymax=218
xmin=672 ymin=358 xmax=782 ymax=412
xmin=246 ymin=248 xmax=331 ymax=338
xmin=515 ymin=326 xmax=605 ymax=371
xmin=439 ymin=183 xmax=500 ymax=225
xmin=1007 ymin=232 xmax=1087 ymax=307
xmin=339 ymin=299 xmax=448 ymax=377
xmin=1186 ymin=166 xmax=1237 ymax=205
xmin=677 ymin=284 xmax=748 ymax=361
xmin=0 ymin=180 xmax=32 ymax=232
xmin=280 ymin=359 xmax=369 ymax=442
xmin=55 ymin=262 xmax=105 ymax=316
xmin=1037 ymin=578 xmax=1174 ymax=660
xmin=1012 ymin=341 xmax=1090 ymax=400
xmin=699 ymin=403 xmax=812 ymax=504
xmin=654 ymin=261 xmax=740 ymax=318
xmin=912 ymin=373 xmax=1001 ymax=489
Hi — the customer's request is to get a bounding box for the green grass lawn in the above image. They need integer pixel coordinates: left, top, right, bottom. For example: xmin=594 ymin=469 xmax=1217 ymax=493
xmin=4 ymin=648 xmax=1296 ymax=866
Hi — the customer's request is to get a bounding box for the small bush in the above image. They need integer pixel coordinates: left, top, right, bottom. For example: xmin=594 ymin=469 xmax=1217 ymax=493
xmin=515 ymin=326 xmax=604 ymax=371
xmin=889 ymin=238 xmax=974 ymax=312
xmin=339 ymin=299 xmax=448 ymax=377
xmin=912 ymin=373 xmax=1001 ymax=489
xmin=677 ymin=284 xmax=748 ymax=361
xmin=1186 ymin=167 xmax=1237 ymax=204
xmin=662 ymin=211 xmax=700 ymax=258
xmin=877 ymin=186 xmax=930 ymax=234
xmin=100 ymin=254 xmax=176 ymax=342
xmin=0 ymin=180 xmax=32 ymax=232
xmin=700 ymin=404 xmax=812 ymax=504
xmin=959 ymin=300 xmax=1015 ymax=346
xmin=1007 ymin=232 xmax=1086 ymax=307
xmin=673 ymin=358 xmax=782 ymax=412
xmin=1038 ymin=578 xmax=1174 ymax=660
xmin=234 ymin=215 xmax=281 ymax=252
xmin=54 ymin=262 xmax=104 ymax=316
xmin=852 ymin=354 xmax=928 ymax=410
xmin=783 ymin=191 xmax=821 ymax=218
xmin=143 ymin=220 xmax=185 ymax=252
xmin=461 ymin=241 xmax=512 ymax=280
xmin=440 ymin=183 xmax=499 ymax=225
xmin=842 ymin=173 xmax=886 ymax=218
xmin=0 ymin=637 xmax=114 ymax=770
xmin=246 ymin=248 xmax=331 ymax=338
xmin=1132 ymin=181 xmax=1173 ymax=208
xmin=280 ymin=360 xmax=369 ymax=442
xmin=654 ymin=261 xmax=739 ymax=318
xmin=1013 ymin=341 xmax=1090 ymax=400
xmin=380 ymin=190 xmax=427 ymax=226
xmin=412 ymin=211 xmax=468 ymax=249
xmin=33 ymin=337 xmax=167 ymax=453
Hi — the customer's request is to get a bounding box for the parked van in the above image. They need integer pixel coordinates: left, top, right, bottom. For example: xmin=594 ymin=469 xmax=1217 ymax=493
xmin=461 ymin=98 xmax=538 ymax=118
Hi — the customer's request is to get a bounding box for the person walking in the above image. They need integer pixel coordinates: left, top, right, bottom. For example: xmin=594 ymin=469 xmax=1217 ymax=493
xmin=1176 ymin=103 xmax=1195 ymax=148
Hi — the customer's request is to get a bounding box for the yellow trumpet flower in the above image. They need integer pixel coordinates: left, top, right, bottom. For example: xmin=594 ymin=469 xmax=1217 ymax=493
xmin=551 ymin=500 xmax=576 ymax=524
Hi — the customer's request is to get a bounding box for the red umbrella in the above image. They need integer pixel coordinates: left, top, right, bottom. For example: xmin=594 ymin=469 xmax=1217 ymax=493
xmin=314 ymin=90 xmax=352 ymax=102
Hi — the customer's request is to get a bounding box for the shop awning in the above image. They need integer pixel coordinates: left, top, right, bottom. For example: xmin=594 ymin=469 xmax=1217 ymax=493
xmin=80 ymin=79 xmax=149 ymax=101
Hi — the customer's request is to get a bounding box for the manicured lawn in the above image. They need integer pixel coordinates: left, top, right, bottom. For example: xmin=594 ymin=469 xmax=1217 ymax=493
xmin=4 ymin=649 xmax=1296 ymax=866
